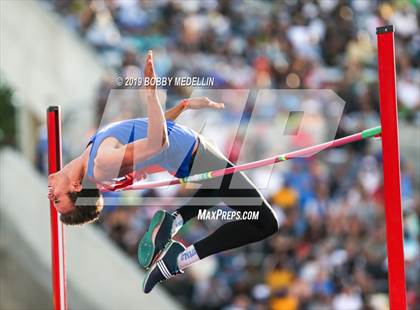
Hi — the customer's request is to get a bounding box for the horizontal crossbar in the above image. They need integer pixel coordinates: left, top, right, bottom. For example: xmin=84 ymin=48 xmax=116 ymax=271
xmin=106 ymin=126 xmax=381 ymax=191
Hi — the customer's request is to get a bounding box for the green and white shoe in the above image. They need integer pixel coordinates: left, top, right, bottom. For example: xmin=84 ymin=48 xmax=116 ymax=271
xmin=138 ymin=210 xmax=174 ymax=268
xmin=142 ymin=241 xmax=185 ymax=294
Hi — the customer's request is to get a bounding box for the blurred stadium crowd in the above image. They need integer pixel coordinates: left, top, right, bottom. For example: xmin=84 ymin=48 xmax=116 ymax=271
xmin=38 ymin=0 xmax=419 ymax=309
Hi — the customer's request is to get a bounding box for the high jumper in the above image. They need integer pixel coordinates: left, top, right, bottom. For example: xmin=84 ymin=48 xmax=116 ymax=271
xmin=48 ymin=50 xmax=280 ymax=293
xmin=47 ymin=26 xmax=407 ymax=309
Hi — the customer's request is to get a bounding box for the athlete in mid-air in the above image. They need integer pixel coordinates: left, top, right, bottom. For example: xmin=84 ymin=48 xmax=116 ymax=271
xmin=48 ymin=51 xmax=279 ymax=293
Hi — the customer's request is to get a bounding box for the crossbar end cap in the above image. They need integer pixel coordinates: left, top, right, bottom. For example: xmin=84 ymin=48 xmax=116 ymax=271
xmin=47 ymin=106 xmax=60 ymax=112
xmin=376 ymin=25 xmax=394 ymax=34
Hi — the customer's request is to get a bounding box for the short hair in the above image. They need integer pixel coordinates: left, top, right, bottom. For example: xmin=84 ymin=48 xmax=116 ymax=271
xmin=60 ymin=179 xmax=104 ymax=225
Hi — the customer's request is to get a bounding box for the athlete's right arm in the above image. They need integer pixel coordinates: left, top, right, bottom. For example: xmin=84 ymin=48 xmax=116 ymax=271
xmin=93 ymin=51 xmax=168 ymax=181
xmin=143 ymin=50 xmax=169 ymax=152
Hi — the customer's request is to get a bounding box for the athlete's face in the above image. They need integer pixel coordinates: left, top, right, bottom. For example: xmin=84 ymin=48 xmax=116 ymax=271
xmin=48 ymin=172 xmax=79 ymax=214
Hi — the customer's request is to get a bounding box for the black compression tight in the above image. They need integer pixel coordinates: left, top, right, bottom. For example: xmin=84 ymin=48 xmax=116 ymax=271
xmin=175 ymin=136 xmax=279 ymax=259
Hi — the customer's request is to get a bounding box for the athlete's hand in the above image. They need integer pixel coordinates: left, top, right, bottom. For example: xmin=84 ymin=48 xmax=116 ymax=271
xmin=185 ymin=97 xmax=225 ymax=110
xmin=134 ymin=170 xmax=148 ymax=181
xmin=144 ymin=50 xmax=156 ymax=92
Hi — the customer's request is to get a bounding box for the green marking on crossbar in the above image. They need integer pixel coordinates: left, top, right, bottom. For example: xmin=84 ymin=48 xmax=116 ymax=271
xmin=181 ymin=171 xmax=214 ymax=184
xmin=361 ymin=126 xmax=382 ymax=139
xmin=278 ymin=155 xmax=287 ymax=161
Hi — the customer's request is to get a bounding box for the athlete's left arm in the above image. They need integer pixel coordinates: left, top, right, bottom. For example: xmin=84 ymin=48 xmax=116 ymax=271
xmin=165 ymin=97 xmax=225 ymax=121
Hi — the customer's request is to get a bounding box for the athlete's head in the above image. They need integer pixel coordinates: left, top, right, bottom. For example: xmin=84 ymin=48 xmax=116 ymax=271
xmin=48 ymin=172 xmax=103 ymax=225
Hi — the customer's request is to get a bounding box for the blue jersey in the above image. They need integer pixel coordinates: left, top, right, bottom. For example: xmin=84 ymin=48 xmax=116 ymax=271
xmin=87 ymin=118 xmax=197 ymax=179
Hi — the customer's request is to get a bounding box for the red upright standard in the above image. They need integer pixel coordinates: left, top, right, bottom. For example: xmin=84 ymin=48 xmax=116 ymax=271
xmin=47 ymin=106 xmax=68 ymax=310
xmin=376 ymin=25 xmax=407 ymax=310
